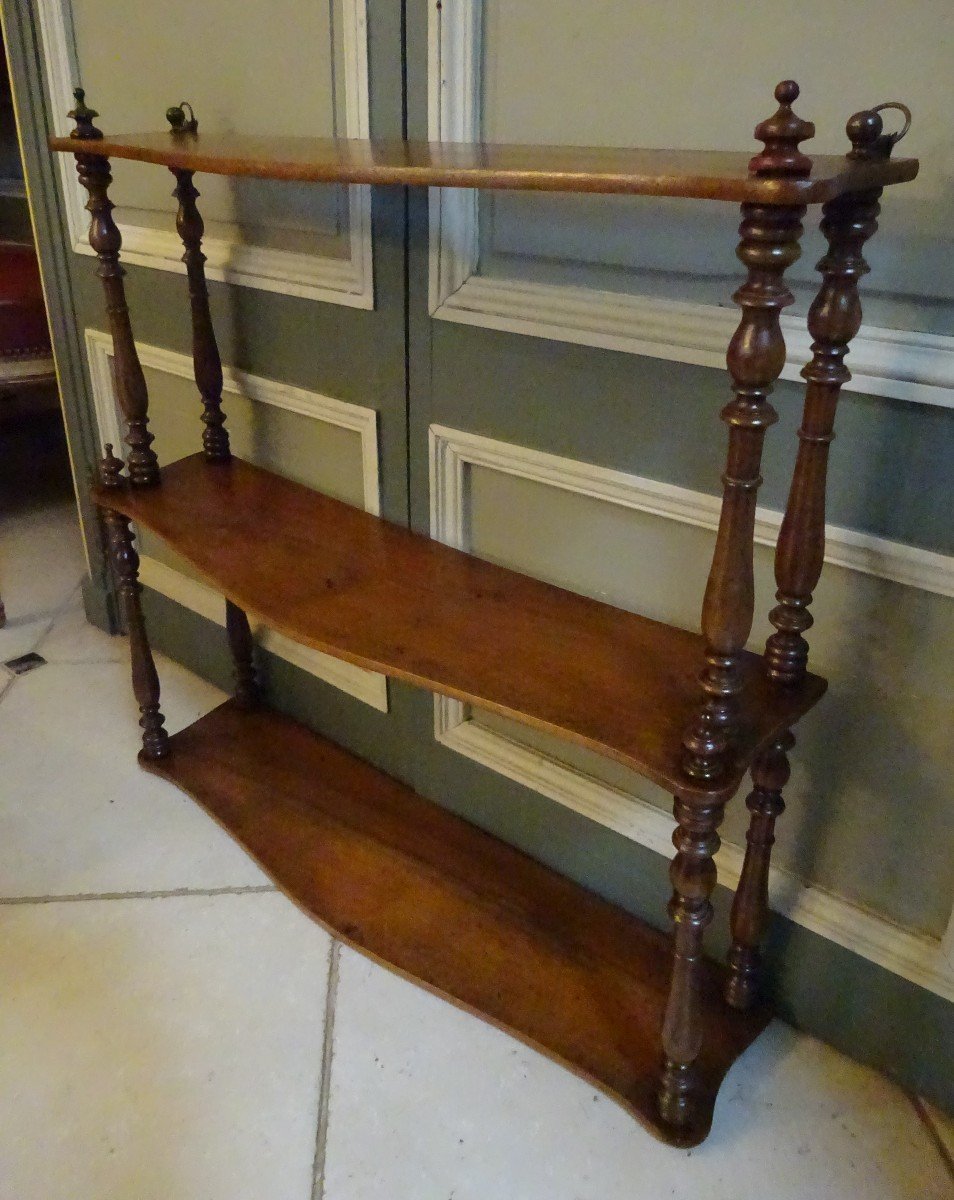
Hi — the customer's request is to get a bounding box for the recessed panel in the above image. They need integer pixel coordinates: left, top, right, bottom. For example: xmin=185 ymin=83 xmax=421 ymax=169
xmin=70 ymin=0 xmax=348 ymax=254
xmin=467 ymin=462 xmax=954 ymax=939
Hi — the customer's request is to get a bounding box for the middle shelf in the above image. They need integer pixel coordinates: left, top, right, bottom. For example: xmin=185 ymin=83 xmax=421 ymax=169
xmin=93 ymin=453 xmax=826 ymax=800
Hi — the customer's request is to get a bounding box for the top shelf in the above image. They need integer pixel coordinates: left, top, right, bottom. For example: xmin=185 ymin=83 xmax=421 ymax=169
xmin=48 ymin=133 xmax=918 ymax=203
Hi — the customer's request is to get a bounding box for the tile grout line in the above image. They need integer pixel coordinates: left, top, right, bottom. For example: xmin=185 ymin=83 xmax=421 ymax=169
xmin=910 ymin=1094 xmax=954 ymax=1181
xmin=0 ymin=883 xmax=279 ymax=906
xmin=311 ymin=940 xmax=341 ymax=1200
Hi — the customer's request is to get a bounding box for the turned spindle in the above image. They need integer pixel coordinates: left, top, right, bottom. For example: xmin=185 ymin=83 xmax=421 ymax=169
xmin=170 ymin=163 xmax=231 ymax=462
xmin=725 ymin=731 xmax=794 ymax=1008
xmin=681 ymin=82 xmax=812 ymax=783
xmin=225 ymin=599 xmax=259 ymax=707
xmin=658 ymin=792 xmax=725 ymax=1128
xmin=101 ymin=485 xmax=169 ymax=761
xmin=69 ymin=89 xmax=160 ymax=487
xmin=765 ymin=106 xmax=899 ymax=684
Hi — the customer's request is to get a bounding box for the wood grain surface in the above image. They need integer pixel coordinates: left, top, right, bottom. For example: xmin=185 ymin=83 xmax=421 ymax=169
xmin=94 ymin=455 xmax=827 ymax=800
xmin=49 ymin=133 xmax=919 ymax=203
xmin=145 ymin=699 xmax=772 ymax=1147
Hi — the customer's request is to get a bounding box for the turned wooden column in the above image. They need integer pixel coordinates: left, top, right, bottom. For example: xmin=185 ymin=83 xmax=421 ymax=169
xmin=658 ymin=792 xmax=724 ymax=1128
xmin=765 ymin=108 xmax=897 ymax=684
xmin=225 ymin=599 xmax=259 ymax=707
xmin=681 ymin=82 xmax=812 ymax=783
xmin=660 ymin=82 xmax=814 ymax=1132
xmin=99 ymin=446 xmax=169 ymax=759
xmin=69 ymin=89 xmax=159 ymax=487
xmin=170 ymin=165 xmax=231 ymax=462
xmin=725 ymin=731 xmax=794 ymax=1008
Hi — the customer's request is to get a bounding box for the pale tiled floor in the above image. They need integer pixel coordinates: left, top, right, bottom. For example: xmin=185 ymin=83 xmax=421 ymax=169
xmin=1 ymin=495 xmax=952 ymax=1200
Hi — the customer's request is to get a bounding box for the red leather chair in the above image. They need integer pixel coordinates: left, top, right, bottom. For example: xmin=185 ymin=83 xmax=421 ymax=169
xmin=1 ymin=241 xmax=56 ymax=628
xmin=0 ymin=240 xmax=53 ymax=387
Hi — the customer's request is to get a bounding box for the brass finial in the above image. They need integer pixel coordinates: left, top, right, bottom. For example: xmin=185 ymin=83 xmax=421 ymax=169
xmin=165 ymin=101 xmax=198 ymax=135
xmin=68 ymin=87 xmax=102 ymax=140
xmin=749 ymin=80 xmax=815 ymax=177
xmin=98 ymin=444 xmax=125 ymax=488
xmin=846 ymin=101 xmax=912 ymax=161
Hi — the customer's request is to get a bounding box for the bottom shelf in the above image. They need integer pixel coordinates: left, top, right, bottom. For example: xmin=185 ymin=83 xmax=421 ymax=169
xmin=145 ymin=700 xmax=771 ymax=1147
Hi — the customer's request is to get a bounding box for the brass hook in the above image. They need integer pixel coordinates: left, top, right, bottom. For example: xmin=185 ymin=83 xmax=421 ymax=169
xmin=166 ymin=101 xmax=198 ymax=134
xmin=870 ymin=101 xmax=912 ymax=147
xmin=846 ymin=100 xmax=912 ymax=160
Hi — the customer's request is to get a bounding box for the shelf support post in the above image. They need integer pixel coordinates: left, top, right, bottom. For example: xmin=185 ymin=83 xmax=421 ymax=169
xmin=725 ymin=731 xmax=793 ymax=1008
xmin=681 ymin=81 xmax=813 ymax=784
xmin=99 ymin=447 xmax=169 ymax=759
xmin=658 ymin=791 xmax=724 ymax=1129
xmin=225 ymin=600 xmax=259 ymax=708
xmin=170 ymin=167 xmax=231 ymax=463
xmin=764 ymin=105 xmax=902 ymax=684
xmin=68 ymin=89 xmax=160 ymax=487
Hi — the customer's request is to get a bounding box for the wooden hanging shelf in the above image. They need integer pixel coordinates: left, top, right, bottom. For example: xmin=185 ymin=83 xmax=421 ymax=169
xmin=48 ymin=131 xmax=918 ymax=202
xmin=146 ymin=698 xmax=771 ymax=1148
xmin=56 ymin=77 xmax=920 ymax=1145
xmin=92 ymin=454 xmax=826 ymax=802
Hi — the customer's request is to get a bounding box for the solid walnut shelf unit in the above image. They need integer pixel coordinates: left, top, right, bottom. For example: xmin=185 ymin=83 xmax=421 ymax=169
xmin=52 ymin=82 xmax=918 ymax=1148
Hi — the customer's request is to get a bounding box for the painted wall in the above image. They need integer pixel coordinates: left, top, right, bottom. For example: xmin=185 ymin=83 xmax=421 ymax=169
xmin=69 ymin=0 xmax=342 ymax=245
xmin=412 ymin=0 xmax=953 ymax=1104
xmin=480 ymin=0 xmax=954 ymax=329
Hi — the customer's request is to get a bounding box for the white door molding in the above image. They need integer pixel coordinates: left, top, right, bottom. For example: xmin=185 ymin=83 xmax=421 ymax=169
xmin=85 ymin=327 xmax=388 ymax=711
xmin=428 ymin=422 xmax=954 ymax=1001
xmin=427 ymin=0 xmax=954 ymax=410
xmin=38 ymin=0 xmax=374 ymax=307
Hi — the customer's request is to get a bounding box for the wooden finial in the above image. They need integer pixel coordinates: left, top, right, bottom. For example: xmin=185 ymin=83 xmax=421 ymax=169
xmin=749 ymin=80 xmax=815 ymax=177
xmin=68 ymin=87 xmax=103 ymax=140
xmin=98 ymin=443 xmax=125 ymax=488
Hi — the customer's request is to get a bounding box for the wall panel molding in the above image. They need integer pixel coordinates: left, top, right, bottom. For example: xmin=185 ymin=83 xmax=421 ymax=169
xmin=428 ymin=423 xmax=954 ymax=1000
xmin=85 ymin=327 xmax=388 ymax=711
xmin=427 ymin=0 xmax=954 ymax=410
xmin=38 ymin=0 xmax=374 ymax=306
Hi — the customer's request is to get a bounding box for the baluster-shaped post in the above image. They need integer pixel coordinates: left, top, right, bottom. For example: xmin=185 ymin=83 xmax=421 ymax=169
xmin=225 ymin=599 xmax=259 ymax=707
xmin=69 ymin=89 xmax=160 ymax=487
xmin=99 ymin=445 xmax=169 ymax=759
xmin=681 ymin=81 xmax=813 ymax=783
xmin=170 ymin=163 xmax=231 ymax=462
xmin=765 ymin=106 xmax=902 ymax=683
xmin=660 ymin=82 xmax=814 ymax=1134
xmin=658 ymin=792 xmax=725 ymax=1129
xmin=725 ymin=731 xmax=793 ymax=1008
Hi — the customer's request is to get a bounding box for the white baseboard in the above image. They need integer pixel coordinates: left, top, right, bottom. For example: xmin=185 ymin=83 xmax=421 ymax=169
xmin=429 ymin=423 xmax=954 ymax=1001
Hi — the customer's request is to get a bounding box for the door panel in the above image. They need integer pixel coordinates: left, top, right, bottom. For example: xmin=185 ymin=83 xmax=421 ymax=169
xmin=406 ymin=0 xmax=954 ymax=1093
